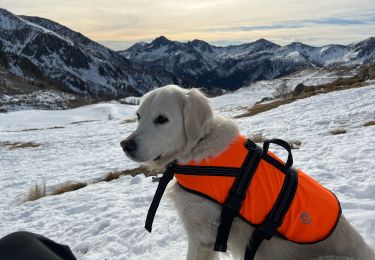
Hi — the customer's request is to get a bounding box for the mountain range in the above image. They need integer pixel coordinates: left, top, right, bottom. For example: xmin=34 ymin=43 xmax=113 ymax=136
xmin=121 ymin=36 xmax=375 ymax=90
xmin=1 ymin=7 xmax=375 ymax=98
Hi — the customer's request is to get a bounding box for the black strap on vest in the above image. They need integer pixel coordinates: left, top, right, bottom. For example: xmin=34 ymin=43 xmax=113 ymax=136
xmin=214 ymin=140 xmax=263 ymax=252
xmin=145 ymin=163 xmax=241 ymax=233
xmin=244 ymin=139 xmax=298 ymax=260
xmin=173 ymin=165 xmax=240 ymax=177
xmin=145 ymin=162 xmax=176 ymax=233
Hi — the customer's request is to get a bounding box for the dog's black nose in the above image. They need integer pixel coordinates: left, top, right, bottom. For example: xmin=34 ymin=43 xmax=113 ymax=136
xmin=120 ymin=139 xmax=137 ymax=153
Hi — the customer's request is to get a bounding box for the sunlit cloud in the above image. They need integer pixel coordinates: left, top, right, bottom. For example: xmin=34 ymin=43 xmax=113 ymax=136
xmin=1 ymin=0 xmax=375 ymax=50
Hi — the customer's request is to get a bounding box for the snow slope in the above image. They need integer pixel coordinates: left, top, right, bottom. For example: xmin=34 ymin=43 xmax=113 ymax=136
xmin=0 ymin=84 xmax=374 ymax=259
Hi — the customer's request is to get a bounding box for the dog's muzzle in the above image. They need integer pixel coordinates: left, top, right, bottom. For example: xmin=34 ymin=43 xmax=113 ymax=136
xmin=120 ymin=139 xmax=137 ymax=155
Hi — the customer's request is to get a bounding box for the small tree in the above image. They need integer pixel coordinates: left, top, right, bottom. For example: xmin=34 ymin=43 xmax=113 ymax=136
xmin=275 ymin=80 xmax=289 ymax=98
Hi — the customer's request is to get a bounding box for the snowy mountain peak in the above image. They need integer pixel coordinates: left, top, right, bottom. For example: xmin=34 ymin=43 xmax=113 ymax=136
xmin=0 ymin=8 xmax=177 ymax=97
xmin=187 ymin=39 xmax=215 ymax=54
xmin=253 ymin=38 xmax=279 ymax=48
xmin=0 ymin=8 xmax=27 ymax=30
xmin=150 ymin=35 xmax=174 ymax=48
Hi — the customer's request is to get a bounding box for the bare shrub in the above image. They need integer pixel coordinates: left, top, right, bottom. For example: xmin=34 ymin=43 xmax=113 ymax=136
xmin=235 ymin=98 xmax=297 ymax=118
xmin=51 ymin=182 xmax=87 ymax=195
xmin=330 ymin=128 xmax=347 ymax=135
xmin=274 ymin=80 xmax=290 ymax=98
xmin=0 ymin=141 xmax=41 ymax=149
xmin=102 ymin=172 xmax=122 ymax=182
xmin=102 ymin=166 xmax=154 ymax=182
xmin=255 ymin=97 xmax=273 ymax=104
xmin=18 ymin=128 xmax=39 ymax=132
xmin=121 ymin=118 xmax=137 ymax=124
xmin=363 ymin=120 xmax=375 ymax=127
xmin=11 ymin=142 xmax=41 ymax=149
xmin=250 ymin=133 xmax=267 ymax=143
xmin=24 ymin=181 xmax=47 ymax=202
xmin=289 ymin=140 xmax=302 ymax=149
xmin=70 ymin=120 xmax=98 ymax=125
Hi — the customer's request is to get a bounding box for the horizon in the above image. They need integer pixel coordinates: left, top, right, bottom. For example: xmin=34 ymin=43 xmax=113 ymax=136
xmin=115 ymin=35 xmax=374 ymax=51
xmin=1 ymin=1 xmax=375 ymax=50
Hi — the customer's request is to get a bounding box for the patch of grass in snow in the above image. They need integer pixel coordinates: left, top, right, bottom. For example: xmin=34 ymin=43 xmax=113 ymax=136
xmin=330 ymin=128 xmax=347 ymax=135
xmin=121 ymin=118 xmax=137 ymax=124
xmin=66 ymin=98 xmax=96 ymax=109
xmin=0 ymin=141 xmax=41 ymax=149
xmin=16 ymin=128 xmax=40 ymax=132
xmin=51 ymin=182 xmax=87 ymax=195
xmin=250 ymin=133 xmax=267 ymax=143
xmin=236 ymin=98 xmax=297 ymax=118
xmin=70 ymin=120 xmax=98 ymax=125
xmin=20 ymin=166 xmax=154 ymax=202
xmin=102 ymin=166 xmax=154 ymax=182
xmin=47 ymin=126 xmax=65 ymax=130
xmin=5 ymin=126 xmax=65 ymax=132
xmin=249 ymin=134 xmax=302 ymax=149
xmin=24 ymin=181 xmax=47 ymax=202
xmin=363 ymin=120 xmax=375 ymax=127
xmin=236 ymin=74 xmax=367 ymax=118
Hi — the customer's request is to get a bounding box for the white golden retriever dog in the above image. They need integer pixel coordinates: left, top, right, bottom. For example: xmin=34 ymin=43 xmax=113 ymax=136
xmin=121 ymin=85 xmax=375 ymax=260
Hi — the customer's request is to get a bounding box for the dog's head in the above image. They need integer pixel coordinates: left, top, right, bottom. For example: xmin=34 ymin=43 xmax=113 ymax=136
xmin=121 ymin=85 xmax=213 ymax=165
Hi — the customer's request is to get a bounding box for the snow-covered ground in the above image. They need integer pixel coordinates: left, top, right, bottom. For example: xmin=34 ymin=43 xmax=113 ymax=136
xmin=0 ymin=84 xmax=374 ymax=259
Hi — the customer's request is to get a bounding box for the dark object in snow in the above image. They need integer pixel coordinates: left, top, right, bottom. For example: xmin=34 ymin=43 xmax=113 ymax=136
xmin=0 ymin=231 xmax=76 ymax=260
xmin=292 ymin=83 xmax=307 ymax=97
xmin=152 ymin=176 xmax=161 ymax=182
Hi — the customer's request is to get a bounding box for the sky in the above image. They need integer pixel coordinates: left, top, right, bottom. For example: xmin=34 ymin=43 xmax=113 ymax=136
xmin=1 ymin=0 xmax=375 ymax=50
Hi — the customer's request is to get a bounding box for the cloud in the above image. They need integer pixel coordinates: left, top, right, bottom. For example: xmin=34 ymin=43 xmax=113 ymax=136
xmin=225 ymin=13 xmax=375 ymax=32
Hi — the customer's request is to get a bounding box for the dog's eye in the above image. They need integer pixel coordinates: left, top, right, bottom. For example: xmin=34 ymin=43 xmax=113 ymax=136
xmin=154 ymin=115 xmax=169 ymax=124
xmin=136 ymin=113 xmax=141 ymax=121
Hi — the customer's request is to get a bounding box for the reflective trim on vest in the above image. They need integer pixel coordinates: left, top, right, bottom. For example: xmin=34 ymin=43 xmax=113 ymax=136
xmin=175 ymin=135 xmax=341 ymax=244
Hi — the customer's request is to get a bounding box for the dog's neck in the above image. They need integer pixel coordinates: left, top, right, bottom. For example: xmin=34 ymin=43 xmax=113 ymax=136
xmin=147 ymin=116 xmax=239 ymax=170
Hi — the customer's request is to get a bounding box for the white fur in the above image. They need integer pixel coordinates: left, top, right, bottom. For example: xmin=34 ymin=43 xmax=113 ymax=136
xmin=123 ymin=85 xmax=375 ymax=260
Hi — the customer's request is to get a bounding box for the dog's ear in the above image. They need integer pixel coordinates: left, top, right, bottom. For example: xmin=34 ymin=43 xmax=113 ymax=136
xmin=183 ymin=88 xmax=213 ymax=143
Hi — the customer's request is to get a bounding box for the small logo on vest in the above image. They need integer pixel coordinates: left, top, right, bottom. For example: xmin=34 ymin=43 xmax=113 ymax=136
xmin=300 ymin=211 xmax=312 ymax=224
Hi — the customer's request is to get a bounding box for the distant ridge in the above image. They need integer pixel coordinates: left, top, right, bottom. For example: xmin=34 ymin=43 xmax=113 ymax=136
xmin=120 ymin=36 xmax=375 ymax=90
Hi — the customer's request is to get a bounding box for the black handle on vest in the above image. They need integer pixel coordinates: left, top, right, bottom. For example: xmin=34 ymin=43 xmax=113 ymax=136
xmin=263 ymin=139 xmax=293 ymax=169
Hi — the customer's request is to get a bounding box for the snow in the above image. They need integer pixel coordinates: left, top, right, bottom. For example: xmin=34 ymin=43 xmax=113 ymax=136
xmin=210 ymin=81 xmax=276 ymax=117
xmin=282 ymin=67 xmax=356 ymax=89
xmin=0 ymin=84 xmax=374 ymax=259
